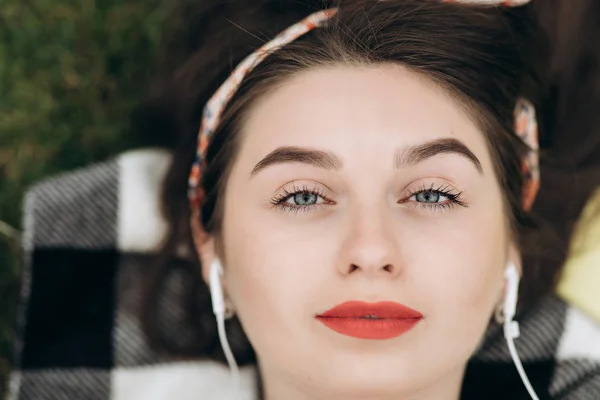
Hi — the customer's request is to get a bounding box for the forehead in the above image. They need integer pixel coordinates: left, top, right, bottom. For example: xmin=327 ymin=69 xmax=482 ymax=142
xmin=239 ymin=64 xmax=492 ymax=169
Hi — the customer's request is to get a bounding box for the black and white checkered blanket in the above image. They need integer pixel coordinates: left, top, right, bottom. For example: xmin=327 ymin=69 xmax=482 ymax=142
xmin=7 ymin=148 xmax=600 ymax=399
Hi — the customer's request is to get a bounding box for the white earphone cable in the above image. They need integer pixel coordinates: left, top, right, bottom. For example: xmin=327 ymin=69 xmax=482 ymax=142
xmin=210 ymin=259 xmax=241 ymax=394
xmin=504 ymin=321 xmax=540 ymax=400
xmin=216 ymin=311 xmax=240 ymax=388
xmin=503 ymin=264 xmax=540 ymax=400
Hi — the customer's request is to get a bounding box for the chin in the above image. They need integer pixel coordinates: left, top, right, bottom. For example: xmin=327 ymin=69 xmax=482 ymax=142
xmin=307 ymin=353 xmax=429 ymax=397
xmin=315 ymin=376 xmax=415 ymax=400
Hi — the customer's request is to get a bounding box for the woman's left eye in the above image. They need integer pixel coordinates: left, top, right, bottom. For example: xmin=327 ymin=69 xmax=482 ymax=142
xmin=404 ymin=186 xmax=467 ymax=209
xmin=412 ymin=190 xmax=449 ymax=204
xmin=285 ymin=192 xmax=323 ymax=206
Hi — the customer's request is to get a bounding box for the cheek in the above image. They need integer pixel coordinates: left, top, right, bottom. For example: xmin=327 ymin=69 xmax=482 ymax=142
xmin=220 ymin=204 xmax=333 ymax=353
xmin=408 ymin=204 xmax=507 ymax=359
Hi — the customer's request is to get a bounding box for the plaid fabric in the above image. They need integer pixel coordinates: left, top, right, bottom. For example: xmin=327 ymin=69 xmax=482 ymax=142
xmin=8 ymin=148 xmax=600 ymax=400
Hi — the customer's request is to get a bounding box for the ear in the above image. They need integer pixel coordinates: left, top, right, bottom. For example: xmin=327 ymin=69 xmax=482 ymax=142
xmin=190 ymin=213 xmax=218 ymax=286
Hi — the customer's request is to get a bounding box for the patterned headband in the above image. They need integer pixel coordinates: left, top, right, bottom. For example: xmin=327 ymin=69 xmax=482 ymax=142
xmin=188 ymin=0 xmax=539 ymax=219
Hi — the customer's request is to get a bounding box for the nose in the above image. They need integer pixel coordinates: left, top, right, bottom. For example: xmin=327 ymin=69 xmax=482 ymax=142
xmin=336 ymin=207 xmax=402 ymax=278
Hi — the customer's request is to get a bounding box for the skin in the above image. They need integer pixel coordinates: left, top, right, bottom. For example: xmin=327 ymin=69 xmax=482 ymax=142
xmin=198 ymin=65 xmax=519 ymax=400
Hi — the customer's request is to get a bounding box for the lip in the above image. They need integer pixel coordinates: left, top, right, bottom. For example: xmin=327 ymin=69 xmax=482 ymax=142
xmin=315 ymin=301 xmax=423 ymax=340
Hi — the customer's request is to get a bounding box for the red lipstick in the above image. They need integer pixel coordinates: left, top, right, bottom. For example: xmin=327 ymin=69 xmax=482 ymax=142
xmin=315 ymin=301 xmax=422 ymax=340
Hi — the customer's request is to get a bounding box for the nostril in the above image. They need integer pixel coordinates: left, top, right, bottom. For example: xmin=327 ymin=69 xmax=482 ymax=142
xmin=350 ymin=264 xmax=359 ymax=273
xmin=383 ymin=264 xmax=393 ymax=272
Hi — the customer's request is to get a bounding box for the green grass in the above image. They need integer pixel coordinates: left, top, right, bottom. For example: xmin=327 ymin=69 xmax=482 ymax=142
xmin=0 ymin=0 xmax=173 ymax=396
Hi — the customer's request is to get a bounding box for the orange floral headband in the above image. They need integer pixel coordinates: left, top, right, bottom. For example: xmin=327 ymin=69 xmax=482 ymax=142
xmin=188 ymin=0 xmax=539 ymax=221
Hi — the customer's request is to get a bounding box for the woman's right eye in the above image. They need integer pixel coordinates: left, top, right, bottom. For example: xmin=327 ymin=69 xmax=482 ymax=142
xmin=271 ymin=186 xmax=332 ymax=213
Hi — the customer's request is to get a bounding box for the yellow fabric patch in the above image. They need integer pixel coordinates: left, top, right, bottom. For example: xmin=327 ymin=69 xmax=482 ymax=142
xmin=558 ymin=188 xmax=600 ymax=322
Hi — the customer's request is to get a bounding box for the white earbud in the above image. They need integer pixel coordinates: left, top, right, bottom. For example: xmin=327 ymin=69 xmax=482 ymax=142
xmin=503 ymin=262 xmax=539 ymax=400
xmin=503 ymin=263 xmax=520 ymax=337
xmin=209 ymin=259 xmax=226 ymax=315
xmin=209 ymin=259 xmax=240 ymax=390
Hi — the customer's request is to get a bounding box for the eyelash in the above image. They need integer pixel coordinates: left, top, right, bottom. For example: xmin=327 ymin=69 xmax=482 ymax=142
xmin=271 ymin=183 xmax=468 ymax=213
xmin=270 ymin=184 xmax=333 ymax=214
xmin=402 ymin=183 xmax=468 ymax=210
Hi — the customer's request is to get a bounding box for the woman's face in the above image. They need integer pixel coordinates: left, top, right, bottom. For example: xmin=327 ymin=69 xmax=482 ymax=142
xmin=202 ymin=65 xmax=514 ymax=399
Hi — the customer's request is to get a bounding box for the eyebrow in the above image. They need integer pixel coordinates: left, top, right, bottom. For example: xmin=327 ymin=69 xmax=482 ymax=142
xmin=250 ymin=138 xmax=482 ymax=177
xmin=251 ymin=146 xmax=342 ymax=176
xmin=394 ymin=138 xmax=483 ymax=174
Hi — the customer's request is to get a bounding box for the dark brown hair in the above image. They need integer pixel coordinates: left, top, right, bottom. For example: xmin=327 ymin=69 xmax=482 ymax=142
xmin=533 ymin=0 xmax=600 ymax=295
xmin=134 ymin=0 xmax=572 ymax=365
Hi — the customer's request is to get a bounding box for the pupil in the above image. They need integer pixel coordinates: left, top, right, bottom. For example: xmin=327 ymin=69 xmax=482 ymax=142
xmin=417 ymin=191 xmax=440 ymax=203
